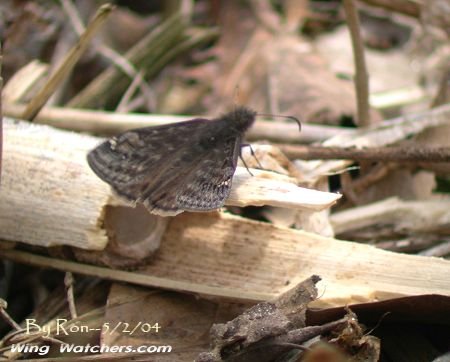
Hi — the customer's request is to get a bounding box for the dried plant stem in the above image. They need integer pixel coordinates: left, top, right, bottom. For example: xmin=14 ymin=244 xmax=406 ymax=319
xmin=278 ymin=144 xmax=450 ymax=162
xmin=376 ymin=235 xmax=443 ymax=253
xmin=248 ymin=0 xmax=281 ymax=33
xmin=306 ymin=104 xmax=450 ymax=181
xmin=331 ymin=197 xmax=450 ymax=235
xmin=419 ymin=239 xmax=450 ymax=257
xmin=0 ymin=43 xmax=3 ymax=183
xmin=150 ymin=27 xmax=219 ymax=78
xmin=0 ymin=300 xmax=21 ymax=331
xmin=67 ymin=13 xmax=188 ymax=108
xmin=350 ymin=163 xmax=396 ymax=193
xmin=22 ymin=4 xmax=114 ymax=121
xmin=59 ymin=0 xmax=85 ymax=33
xmin=60 ymin=0 xmax=153 ymax=109
xmin=358 ymin=0 xmax=420 ymax=18
xmin=343 ymin=0 xmax=370 ymax=127
xmin=431 ymin=69 xmax=450 ymax=108
xmin=116 ymin=70 xmax=146 ymax=112
xmin=3 ymin=102 xmax=352 ymax=142
xmin=64 ymin=272 xmax=78 ymax=319
xmin=0 ymin=249 xmax=272 ymax=303
xmin=340 ymin=171 xmax=359 ymax=205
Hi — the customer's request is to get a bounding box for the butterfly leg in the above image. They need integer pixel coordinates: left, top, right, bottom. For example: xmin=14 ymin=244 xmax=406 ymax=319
xmin=241 ymin=144 xmax=263 ymax=169
xmin=239 ymin=154 xmax=253 ymax=176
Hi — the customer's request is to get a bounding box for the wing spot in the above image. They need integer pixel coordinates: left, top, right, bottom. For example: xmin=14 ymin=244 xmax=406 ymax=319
xmin=218 ymin=179 xmax=230 ymax=187
xmin=109 ymin=138 xmax=118 ymax=150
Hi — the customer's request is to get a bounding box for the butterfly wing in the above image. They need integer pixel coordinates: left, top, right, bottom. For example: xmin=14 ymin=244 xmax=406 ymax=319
xmin=87 ymin=118 xmax=242 ymax=215
xmin=87 ymin=119 xmax=212 ymax=202
xmin=142 ymin=136 xmax=241 ymax=215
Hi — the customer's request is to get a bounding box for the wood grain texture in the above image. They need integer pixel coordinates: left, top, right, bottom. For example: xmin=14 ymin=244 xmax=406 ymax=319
xmin=330 ymin=197 xmax=450 ymax=234
xmin=0 ymin=118 xmax=339 ymax=250
xmin=2 ymin=207 xmax=450 ymax=307
xmin=141 ymin=212 xmax=450 ymax=307
xmin=0 ymin=119 xmax=110 ymax=250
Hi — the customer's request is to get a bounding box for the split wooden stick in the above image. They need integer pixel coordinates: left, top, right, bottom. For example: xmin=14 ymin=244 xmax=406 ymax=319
xmin=0 ymin=118 xmax=340 ymax=250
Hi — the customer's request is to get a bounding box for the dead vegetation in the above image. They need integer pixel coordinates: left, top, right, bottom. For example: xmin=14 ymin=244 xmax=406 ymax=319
xmin=0 ymin=0 xmax=449 ymax=361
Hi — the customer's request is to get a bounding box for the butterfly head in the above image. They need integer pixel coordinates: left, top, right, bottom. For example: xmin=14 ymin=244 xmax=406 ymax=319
xmin=222 ymin=106 xmax=257 ymax=132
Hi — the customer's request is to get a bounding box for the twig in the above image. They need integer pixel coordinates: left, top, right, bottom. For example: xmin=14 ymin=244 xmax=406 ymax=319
xmin=248 ymin=0 xmax=281 ymax=33
xmin=64 ymin=272 xmax=78 ymax=319
xmin=343 ymin=0 xmax=371 ymax=127
xmin=350 ymin=163 xmax=396 ymax=193
xmin=116 ymin=70 xmax=148 ymax=112
xmin=0 ymin=299 xmax=21 ymax=331
xmin=331 ymin=197 xmax=450 ymax=235
xmin=300 ymin=104 xmax=450 ymax=182
xmin=46 ymin=25 xmax=77 ymax=106
xmin=419 ymin=239 xmax=450 ymax=257
xmin=283 ymin=0 xmax=310 ymax=32
xmin=0 ymin=44 xmax=3 ymax=184
xmin=430 ymin=69 xmax=450 ymax=107
xmin=340 ymin=171 xmax=359 ymax=205
xmin=59 ymin=0 xmax=85 ymax=33
xmin=66 ymin=13 xmax=187 ymax=108
xmin=376 ymin=235 xmax=443 ymax=253
xmin=277 ymin=144 xmax=450 ymax=162
xmin=3 ymin=102 xmax=352 ymax=142
xmin=22 ymin=3 xmax=115 ymax=121
xmin=370 ymin=86 xmax=425 ymax=110
xmin=358 ymin=0 xmax=420 ymax=18
xmin=0 ymin=249 xmax=273 ymax=303
xmin=228 ymin=167 xmax=341 ymax=211
xmin=2 ymin=61 xmax=48 ymax=103
xmin=59 ymin=0 xmax=154 ymax=110
xmin=222 ymin=29 xmax=271 ymax=101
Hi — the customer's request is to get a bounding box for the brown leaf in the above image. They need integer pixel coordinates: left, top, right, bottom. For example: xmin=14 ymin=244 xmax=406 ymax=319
xmin=197 ymin=276 xmax=323 ymax=361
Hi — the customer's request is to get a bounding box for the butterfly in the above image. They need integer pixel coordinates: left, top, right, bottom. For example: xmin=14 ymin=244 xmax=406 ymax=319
xmin=88 ymin=107 xmax=301 ymax=216
xmin=87 ymin=107 xmax=263 ymax=216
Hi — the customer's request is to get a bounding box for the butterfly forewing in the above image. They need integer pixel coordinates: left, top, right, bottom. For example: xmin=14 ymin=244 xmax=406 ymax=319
xmin=87 ymin=118 xmax=242 ymax=215
xmin=88 ymin=119 xmax=212 ymax=198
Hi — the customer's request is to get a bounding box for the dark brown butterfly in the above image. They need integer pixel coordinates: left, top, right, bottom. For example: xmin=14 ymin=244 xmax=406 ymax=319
xmin=88 ymin=107 xmax=301 ymax=216
xmin=88 ymin=107 xmax=261 ymax=216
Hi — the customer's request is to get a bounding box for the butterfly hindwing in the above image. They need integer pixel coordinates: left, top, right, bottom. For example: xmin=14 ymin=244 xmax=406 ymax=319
xmin=142 ymin=136 xmax=241 ymax=215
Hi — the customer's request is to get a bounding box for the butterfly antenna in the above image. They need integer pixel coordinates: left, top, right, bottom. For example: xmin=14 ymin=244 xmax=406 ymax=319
xmin=257 ymin=113 xmax=302 ymax=131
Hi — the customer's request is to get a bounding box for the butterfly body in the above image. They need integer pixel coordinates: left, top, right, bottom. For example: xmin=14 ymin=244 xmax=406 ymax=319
xmin=87 ymin=107 xmax=257 ymax=216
